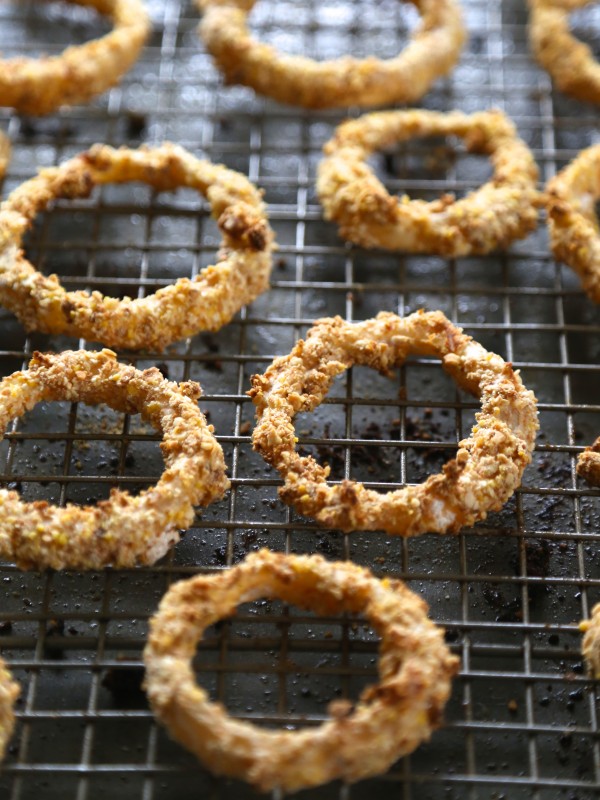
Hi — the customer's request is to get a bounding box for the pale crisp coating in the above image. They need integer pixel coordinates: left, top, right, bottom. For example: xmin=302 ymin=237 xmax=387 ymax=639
xmin=317 ymin=109 xmax=540 ymax=257
xmin=0 ymin=349 xmax=229 ymax=570
xmin=0 ymin=143 xmax=274 ymax=351
xmin=545 ymin=143 xmax=600 ymax=303
xmin=0 ymin=0 xmax=149 ymax=115
xmin=144 ymin=549 xmax=459 ymax=792
xmin=577 ymin=436 xmax=600 ymax=487
xmin=249 ymin=310 xmax=539 ymax=536
xmin=197 ymin=0 xmax=466 ymax=109
xmin=0 ymin=657 xmax=18 ymax=762
xmin=0 ymin=133 xmax=9 ymax=182
xmin=580 ymin=603 xmax=600 ymax=678
xmin=528 ymin=0 xmax=600 ymax=105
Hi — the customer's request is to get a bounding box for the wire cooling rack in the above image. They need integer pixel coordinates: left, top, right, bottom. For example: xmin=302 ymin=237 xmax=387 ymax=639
xmin=0 ymin=0 xmax=599 ymax=797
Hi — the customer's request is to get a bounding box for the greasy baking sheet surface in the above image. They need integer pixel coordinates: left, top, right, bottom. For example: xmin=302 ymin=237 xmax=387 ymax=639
xmin=0 ymin=0 xmax=599 ymax=797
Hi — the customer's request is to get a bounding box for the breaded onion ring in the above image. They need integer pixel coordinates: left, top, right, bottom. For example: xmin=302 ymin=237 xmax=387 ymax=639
xmin=0 ymin=143 xmax=274 ymax=351
xmin=528 ymin=0 xmax=600 ymax=105
xmin=0 ymin=349 xmax=229 ymax=570
xmin=0 ymin=133 xmax=10 ymax=182
xmin=0 ymin=657 xmax=18 ymax=761
xmin=580 ymin=603 xmax=600 ymax=677
xmin=577 ymin=435 xmax=600 ymax=486
xmin=0 ymin=0 xmax=150 ymax=115
xmin=249 ymin=310 xmax=538 ymax=536
xmin=144 ymin=549 xmax=459 ymax=792
xmin=545 ymin=144 xmax=600 ymax=303
xmin=317 ymin=109 xmax=539 ymax=257
xmin=197 ymin=0 xmax=466 ymax=109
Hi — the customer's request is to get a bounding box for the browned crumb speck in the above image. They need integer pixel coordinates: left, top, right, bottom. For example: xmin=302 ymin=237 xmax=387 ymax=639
xmin=577 ymin=435 xmax=600 ymax=487
xmin=0 ymin=143 xmax=275 ymax=351
xmin=0 ymin=349 xmax=230 ymax=570
xmin=144 ymin=549 xmax=459 ymax=792
xmin=249 ymin=310 xmax=539 ymax=536
xmin=317 ymin=108 xmax=540 ymax=257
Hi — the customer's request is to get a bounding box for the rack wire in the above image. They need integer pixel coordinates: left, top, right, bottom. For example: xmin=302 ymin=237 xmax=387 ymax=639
xmin=0 ymin=0 xmax=599 ymax=797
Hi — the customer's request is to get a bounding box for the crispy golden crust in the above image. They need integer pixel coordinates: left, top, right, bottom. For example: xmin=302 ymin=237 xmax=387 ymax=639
xmin=249 ymin=310 xmax=538 ymax=536
xmin=0 ymin=657 xmax=18 ymax=761
xmin=317 ymin=109 xmax=540 ymax=257
xmin=0 ymin=143 xmax=275 ymax=351
xmin=0 ymin=349 xmax=229 ymax=570
xmin=545 ymin=144 xmax=600 ymax=303
xmin=0 ymin=133 xmax=10 ymax=182
xmin=0 ymin=0 xmax=149 ymax=116
xmin=144 ymin=549 xmax=459 ymax=792
xmin=580 ymin=603 xmax=600 ymax=677
xmin=528 ymin=0 xmax=600 ymax=105
xmin=197 ymin=0 xmax=466 ymax=109
xmin=577 ymin=435 xmax=600 ymax=486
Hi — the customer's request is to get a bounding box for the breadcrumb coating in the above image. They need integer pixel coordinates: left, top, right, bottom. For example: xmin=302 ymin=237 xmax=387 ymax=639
xmin=0 ymin=143 xmax=274 ymax=351
xmin=545 ymin=143 xmax=600 ymax=304
xmin=528 ymin=0 xmax=600 ymax=106
xmin=249 ymin=310 xmax=539 ymax=536
xmin=580 ymin=603 xmax=600 ymax=678
xmin=0 ymin=133 xmax=9 ymax=182
xmin=0 ymin=0 xmax=150 ymax=115
xmin=144 ymin=549 xmax=459 ymax=792
xmin=197 ymin=0 xmax=465 ymax=109
xmin=0 ymin=349 xmax=229 ymax=570
xmin=577 ymin=435 xmax=600 ymax=487
xmin=317 ymin=108 xmax=539 ymax=256
xmin=0 ymin=657 xmax=18 ymax=761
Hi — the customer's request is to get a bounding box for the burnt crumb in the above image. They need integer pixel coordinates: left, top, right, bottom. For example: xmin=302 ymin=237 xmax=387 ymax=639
xmin=524 ymin=538 xmax=551 ymax=579
xmin=548 ymin=633 xmax=560 ymax=646
xmin=241 ymin=530 xmax=258 ymax=548
xmin=0 ymin=621 xmax=12 ymax=635
xmin=218 ymin=116 xmax=233 ymax=132
xmin=124 ymin=452 xmax=135 ymax=469
xmin=315 ymin=536 xmax=338 ymax=556
xmin=239 ymin=421 xmax=251 ymax=435
xmin=200 ymin=334 xmax=220 ymax=353
xmin=155 ymin=362 xmax=170 ymax=380
xmin=213 ymin=542 xmax=247 ymax=565
xmin=20 ymin=118 xmax=38 ymax=138
xmin=126 ymin=112 xmax=147 ymax=139
xmin=102 ymin=666 xmax=147 ymax=709
xmin=276 ymin=258 xmax=287 ymax=271
xmin=444 ymin=629 xmax=459 ymax=644
xmin=44 ymin=618 xmax=65 ymax=659
xmin=482 ymin=585 xmax=523 ymax=622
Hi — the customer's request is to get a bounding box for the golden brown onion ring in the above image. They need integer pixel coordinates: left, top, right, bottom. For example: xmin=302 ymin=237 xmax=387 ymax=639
xmin=0 ymin=133 xmax=10 ymax=182
xmin=528 ymin=0 xmax=600 ymax=105
xmin=580 ymin=603 xmax=600 ymax=677
xmin=0 ymin=657 xmax=18 ymax=761
xmin=317 ymin=108 xmax=539 ymax=256
xmin=0 ymin=349 xmax=229 ymax=570
xmin=0 ymin=143 xmax=274 ymax=351
xmin=249 ymin=310 xmax=538 ymax=536
xmin=144 ymin=548 xmax=459 ymax=792
xmin=0 ymin=0 xmax=150 ymax=115
xmin=577 ymin=435 xmax=600 ymax=486
xmin=197 ymin=0 xmax=466 ymax=109
xmin=545 ymin=143 xmax=600 ymax=303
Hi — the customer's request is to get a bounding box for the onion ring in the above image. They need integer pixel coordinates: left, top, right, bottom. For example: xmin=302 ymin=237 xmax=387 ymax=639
xmin=249 ymin=310 xmax=538 ymax=536
xmin=0 ymin=143 xmax=274 ymax=351
xmin=545 ymin=143 xmax=600 ymax=303
xmin=197 ymin=0 xmax=466 ymax=109
xmin=580 ymin=603 xmax=600 ymax=677
xmin=0 ymin=657 xmax=18 ymax=761
xmin=576 ymin=435 xmax=600 ymax=486
xmin=317 ymin=108 xmax=540 ymax=256
xmin=143 ymin=548 xmax=459 ymax=792
xmin=528 ymin=0 xmax=600 ymax=105
xmin=0 ymin=348 xmax=229 ymax=570
xmin=0 ymin=133 xmax=10 ymax=182
xmin=0 ymin=0 xmax=150 ymax=115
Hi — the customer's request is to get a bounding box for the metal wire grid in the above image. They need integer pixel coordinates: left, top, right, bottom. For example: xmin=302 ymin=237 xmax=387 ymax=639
xmin=0 ymin=0 xmax=599 ymax=797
